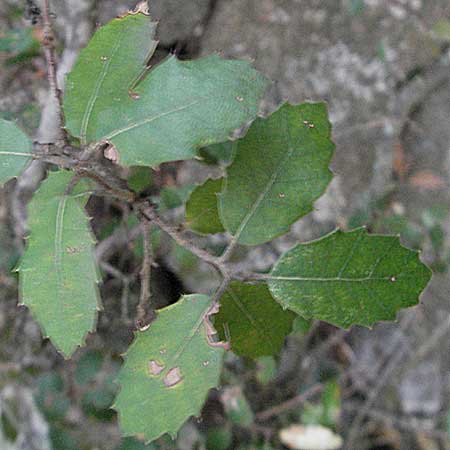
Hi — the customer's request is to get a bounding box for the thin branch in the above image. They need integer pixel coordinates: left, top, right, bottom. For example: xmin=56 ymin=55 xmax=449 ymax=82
xmin=345 ymin=403 xmax=448 ymax=441
xmin=346 ymin=313 xmax=416 ymax=447
xmin=255 ymin=383 xmax=324 ymax=421
xmin=140 ymin=206 xmax=224 ymax=275
xmin=346 ymin=312 xmax=450 ymax=447
xmin=401 ymin=313 xmax=450 ymax=373
xmin=136 ymin=217 xmax=153 ymax=328
xmin=41 ymin=0 xmax=65 ymax=142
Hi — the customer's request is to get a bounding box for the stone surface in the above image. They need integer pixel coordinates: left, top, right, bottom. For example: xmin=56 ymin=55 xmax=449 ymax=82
xmin=98 ymin=0 xmax=211 ymax=46
xmin=147 ymin=0 xmax=211 ymax=46
xmin=202 ymin=0 xmax=449 ymax=220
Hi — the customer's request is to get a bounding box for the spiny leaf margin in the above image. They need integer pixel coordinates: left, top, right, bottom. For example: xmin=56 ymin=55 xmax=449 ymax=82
xmin=63 ymin=10 xmax=269 ymax=167
xmin=0 ymin=119 xmax=32 ymax=185
xmin=215 ymin=282 xmax=295 ymax=358
xmin=219 ymin=102 xmax=335 ymax=245
xmin=268 ymin=227 xmax=432 ymax=329
xmin=114 ymin=294 xmax=226 ymax=443
xmin=18 ymin=171 xmax=100 ymax=357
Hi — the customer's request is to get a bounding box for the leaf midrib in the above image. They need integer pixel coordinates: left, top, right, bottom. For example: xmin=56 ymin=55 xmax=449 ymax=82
xmin=226 ymin=108 xmax=295 ymax=241
xmin=226 ymin=287 xmax=275 ymax=351
xmin=0 ymin=151 xmax=31 ymax=157
xmin=80 ymin=33 xmax=123 ymax=144
xmin=54 ymin=194 xmax=68 ymax=308
xmin=170 ymin=299 xmax=214 ymax=365
xmin=268 ymin=275 xmax=406 ymax=282
xmin=103 ymin=99 xmax=202 ymax=140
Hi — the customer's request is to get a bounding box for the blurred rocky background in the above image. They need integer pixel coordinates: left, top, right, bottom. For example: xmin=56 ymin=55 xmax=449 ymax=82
xmin=0 ymin=0 xmax=449 ymax=449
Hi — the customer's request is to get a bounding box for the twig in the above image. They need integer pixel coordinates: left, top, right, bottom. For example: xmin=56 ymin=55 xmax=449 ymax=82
xmin=345 ymin=403 xmax=448 ymax=441
xmin=99 ymin=261 xmax=128 ymax=281
xmin=346 ymin=313 xmax=416 ymax=447
xmin=346 ymin=313 xmax=450 ymax=447
xmin=255 ymin=383 xmax=324 ymax=421
xmin=41 ymin=0 xmax=65 ymax=142
xmin=401 ymin=313 xmax=450 ymax=374
xmin=95 ymin=223 xmax=142 ymax=263
xmin=140 ymin=206 xmax=224 ymax=275
xmin=136 ymin=217 xmax=153 ymax=327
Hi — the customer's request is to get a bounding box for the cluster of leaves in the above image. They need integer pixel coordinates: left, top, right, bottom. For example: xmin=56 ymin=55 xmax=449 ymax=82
xmin=0 ymin=6 xmax=432 ymax=445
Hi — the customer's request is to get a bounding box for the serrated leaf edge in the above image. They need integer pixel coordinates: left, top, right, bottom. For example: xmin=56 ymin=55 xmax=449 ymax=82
xmin=218 ymin=102 xmax=335 ymax=245
xmin=267 ymin=226 xmax=433 ymax=329
xmin=112 ymin=294 xmax=226 ymax=443
xmin=16 ymin=174 xmax=101 ymax=358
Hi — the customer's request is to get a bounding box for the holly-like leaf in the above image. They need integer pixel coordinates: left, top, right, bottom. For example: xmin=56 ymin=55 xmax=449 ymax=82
xmin=114 ymin=294 xmax=226 ymax=443
xmin=219 ymin=102 xmax=334 ymax=245
xmin=18 ymin=171 xmax=99 ymax=357
xmin=215 ymin=282 xmax=295 ymax=358
xmin=268 ymin=228 xmax=432 ymax=329
xmin=64 ymin=7 xmax=157 ymax=146
xmin=185 ymin=178 xmax=224 ymax=235
xmin=0 ymin=119 xmax=32 ymax=184
xmin=64 ymin=9 xmax=269 ymax=166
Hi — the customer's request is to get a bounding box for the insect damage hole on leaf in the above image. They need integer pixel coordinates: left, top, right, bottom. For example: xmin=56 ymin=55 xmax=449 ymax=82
xmin=204 ymin=302 xmax=230 ymax=351
xmin=163 ymin=367 xmax=183 ymax=388
xmin=148 ymin=360 xmax=165 ymax=376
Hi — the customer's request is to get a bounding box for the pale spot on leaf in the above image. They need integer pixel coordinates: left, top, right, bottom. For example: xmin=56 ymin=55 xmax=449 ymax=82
xmin=164 ymin=367 xmax=183 ymax=387
xmin=148 ymin=360 xmax=165 ymax=376
xmin=104 ymin=145 xmax=119 ymax=163
xmin=66 ymin=246 xmax=81 ymax=254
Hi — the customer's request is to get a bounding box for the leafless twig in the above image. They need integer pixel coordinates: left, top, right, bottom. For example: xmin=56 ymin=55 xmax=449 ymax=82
xmin=41 ymin=0 xmax=65 ymax=143
xmin=255 ymin=383 xmax=324 ymax=421
xmin=140 ymin=206 xmax=224 ymax=274
xmin=346 ymin=313 xmax=416 ymax=447
xmin=345 ymin=402 xmax=448 ymax=441
xmin=136 ymin=217 xmax=153 ymax=328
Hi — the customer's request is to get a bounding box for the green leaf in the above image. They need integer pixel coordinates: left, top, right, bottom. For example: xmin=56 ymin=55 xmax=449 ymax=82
xmin=127 ymin=166 xmax=153 ymax=193
xmin=215 ymin=282 xmax=295 ymax=358
xmin=18 ymin=171 xmax=100 ymax=356
xmin=0 ymin=119 xmax=32 ymax=184
xmin=159 ymin=185 xmax=195 ymax=212
xmin=206 ymin=425 xmax=233 ymax=450
xmin=64 ymin=11 xmax=269 ymax=167
xmin=432 ymin=19 xmax=450 ymax=41
xmin=219 ymin=102 xmax=334 ymax=245
xmin=199 ymin=142 xmax=234 ymax=165
xmin=64 ymin=10 xmax=158 ymax=146
xmin=0 ymin=27 xmax=40 ymax=65
xmin=255 ymin=356 xmax=277 ymax=385
xmin=221 ymin=386 xmax=254 ymax=427
xmin=114 ymin=294 xmax=226 ymax=442
xmin=185 ymin=178 xmax=225 ymax=235
xmin=268 ymin=228 xmax=432 ymax=329
xmin=120 ymin=437 xmax=157 ymax=450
